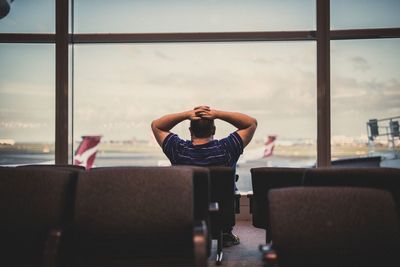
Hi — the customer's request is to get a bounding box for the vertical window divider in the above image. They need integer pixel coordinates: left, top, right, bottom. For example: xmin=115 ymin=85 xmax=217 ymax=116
xmin=70 ymin=0 xmax=75 ymax=164
xmin=316 ymin=0 xmax=331 ymax=167
xmin=55 ymin=0 xmax=69 ymax=164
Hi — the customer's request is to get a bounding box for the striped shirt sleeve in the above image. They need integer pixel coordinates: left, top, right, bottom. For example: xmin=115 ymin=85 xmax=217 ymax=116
xmin=219 ymin=132 xmax=244 ymax=166
xmin=162 ymin=133 xmax=184 ymax=164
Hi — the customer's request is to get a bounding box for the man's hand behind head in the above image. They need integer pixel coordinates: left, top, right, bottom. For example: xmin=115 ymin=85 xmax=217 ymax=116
xmin=188 ymin=106 xmax=208 ymax=121
xmin=197 ymin=108 xmax=218 ymax=120
xmin=194 ymin=105 xmax=210 ymax=110
xmin=190 ymin=106 xmax=212 ymax=121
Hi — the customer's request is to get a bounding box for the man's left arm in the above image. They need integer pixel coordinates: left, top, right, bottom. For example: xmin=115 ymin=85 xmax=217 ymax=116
xmin=197 ymin=108 xmax=257 ymax=148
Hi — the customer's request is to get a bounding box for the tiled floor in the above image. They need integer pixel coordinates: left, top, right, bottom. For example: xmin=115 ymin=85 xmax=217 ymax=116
xmin=208 ymin=220 xmax=266 ymax=267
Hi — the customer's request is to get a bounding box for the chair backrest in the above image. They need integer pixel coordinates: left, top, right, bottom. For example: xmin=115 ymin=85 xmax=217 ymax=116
xmin=208 ymin=166 xmax=236 ymax=236
xmin=61 ymin=166 xmax=197 ymax=266
xmin=251 ymin=167 xmax=400 ymax=227
xmin=251 ymin=167 xmax=305 ymax=230
xmin=0 ymin=167 xmax=77 ymax=266
xmin=190 ymin=167 xmax=211 ymax=223
xmin=330 ymin=156 xmax=382 ymax=168
xmin=269 ymin=187 xmax=400 ymax=267
xmin=18 ymin=164 xmax=86 ymax=171
xmin=304 ymin=167 xmax=400 ymax=219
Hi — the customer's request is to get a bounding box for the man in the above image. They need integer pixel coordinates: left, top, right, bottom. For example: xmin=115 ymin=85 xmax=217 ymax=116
xmin=151 ymin=106 xmax=257 ymax=246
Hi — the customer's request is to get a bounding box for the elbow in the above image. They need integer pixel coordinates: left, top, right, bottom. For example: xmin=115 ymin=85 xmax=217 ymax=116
xmin=252 ymin=118 xmax=258 ymax=128
xmin=151 ymin=120 xmax=157 ymax=131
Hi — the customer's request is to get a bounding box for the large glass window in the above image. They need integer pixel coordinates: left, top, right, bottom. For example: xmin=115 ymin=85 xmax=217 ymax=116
xmin=73 ymin=0 xmax=315 ymax=33
xmin=0 ymin=0 xmax=55 ymax=33
xmin=331 ymin=0 xmax=400 ymax=30
xmin=331 ymin=39 xmax=400 ymax=165
xmin=72 ymin=42 xmax=316 ymax=191
xmin=0 ymin=44 xmax=55 ymax=165
xmin=2 ymin=1 xmax=398 ymax=177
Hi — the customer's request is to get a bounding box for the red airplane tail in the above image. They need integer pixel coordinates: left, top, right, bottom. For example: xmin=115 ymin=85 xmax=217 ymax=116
xmin=263 ymin=135 xmax=277 ymax=158
xmin=73 ymin=135 xmax=101 ymax=170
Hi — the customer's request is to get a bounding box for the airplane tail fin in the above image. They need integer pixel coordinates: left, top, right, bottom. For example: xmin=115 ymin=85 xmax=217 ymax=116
xmin=73 ymin=135 xmax=102 ymax=170
xmin=263 ymin=135 xmax=277 ymax=158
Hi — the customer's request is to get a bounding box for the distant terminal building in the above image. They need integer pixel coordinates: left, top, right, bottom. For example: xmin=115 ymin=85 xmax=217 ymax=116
xmin=0 ymin=139 xmax=16 ymax=145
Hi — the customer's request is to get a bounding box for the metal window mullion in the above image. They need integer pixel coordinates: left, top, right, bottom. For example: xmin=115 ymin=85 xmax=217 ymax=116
xmin=55 ymin=0 xmax=69 ymax=164
xmin=3 ymin=28 xmax=399 ymax=44
xmin=316 ymin=0 xmax=331 ymax=167
xmin=71 ymin=31 xmax=316 ymax=43
xmin=331 ymin=28 xmax=400 ymax=40
xmin=0 ymin=34 xmax=55 ymax=43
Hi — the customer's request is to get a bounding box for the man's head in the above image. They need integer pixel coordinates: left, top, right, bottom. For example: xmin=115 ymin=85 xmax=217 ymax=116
xmin=190 ymin=118 xmax=216 ymax=138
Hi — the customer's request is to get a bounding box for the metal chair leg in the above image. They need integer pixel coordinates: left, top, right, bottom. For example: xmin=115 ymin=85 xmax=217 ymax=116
xmin=216 ymin=230 xmax=223 ymax=265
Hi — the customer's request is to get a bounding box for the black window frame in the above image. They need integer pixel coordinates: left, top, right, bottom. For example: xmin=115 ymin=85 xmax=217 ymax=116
xmin=1 ymin=0 xmax=399 ymax=166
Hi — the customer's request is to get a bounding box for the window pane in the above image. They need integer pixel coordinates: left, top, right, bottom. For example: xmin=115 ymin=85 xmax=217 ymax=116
xmin=0 ymin=0 xmax=55 ymax=33
xmin=331 ymin=39 xmax=400 ymax=167
xmin=331 ymin=0 xmax=400 ymax=29
xmin=73 ymin=42 xmax=316 ymax=191
xmin=0 ymin=44 xmax=55 ymax=165
xmin=73 ymin=0 xmax=315 ymax=33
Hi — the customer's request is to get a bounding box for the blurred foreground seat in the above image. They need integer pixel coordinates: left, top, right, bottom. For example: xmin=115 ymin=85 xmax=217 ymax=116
xmin=250 ymin=167 xmax=400 ymax=243
xmin=262 ymin=187 xmax=400 ymax=267
xmin=59 ymin=166 xmax=208 ymax=267
xmin=0 ymin=166 xmax=78 ymax=267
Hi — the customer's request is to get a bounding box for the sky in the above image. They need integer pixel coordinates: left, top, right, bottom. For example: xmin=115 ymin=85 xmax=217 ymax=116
xmin=0 ymin=0 xmax=399 ymax=143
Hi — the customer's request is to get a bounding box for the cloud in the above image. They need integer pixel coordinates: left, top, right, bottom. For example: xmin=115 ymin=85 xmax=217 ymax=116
xmin=252 ymin=57 xmax=274 ymax=65
xmin=0 ymin=82 xmax=54 ymax=97
xmin=332 ymin=76 xmax=400 ymax=114
xmin=351 ymin=56 xmax=370 ymax=72
xmin=154 ymin=51 xmax=173 ymax=61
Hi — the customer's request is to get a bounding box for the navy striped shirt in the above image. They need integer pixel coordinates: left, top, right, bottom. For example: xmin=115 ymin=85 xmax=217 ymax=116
xmin=162 ymin=132 xmax=244 ymax=167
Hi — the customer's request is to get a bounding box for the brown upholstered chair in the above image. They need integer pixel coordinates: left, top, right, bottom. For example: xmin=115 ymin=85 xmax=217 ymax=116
xmin=303 ymin=167 xmax=400 ymax=220
xmin=18 ymin=164 xmax=85 ymax=171
xmin=59 ymin=167 xmax=208 ymax=267
xmin=0 ymin=167 xmax=78 ymax=267
xmin=190 ymin=166 xmax=212 ymax=257
xmin=251 ymin=167 xmax=400 ymax=244
xmin=330 ymin=156 xmax=382 ymax=168
xmin=264 ymin=187 xmax=400 ymax=267
xmin=250 ymin=167 xmax=305 ymax=242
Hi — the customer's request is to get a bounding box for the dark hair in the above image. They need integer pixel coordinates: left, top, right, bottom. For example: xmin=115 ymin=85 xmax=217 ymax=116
xmin=190 ymin=119 xmax=215 ymax=138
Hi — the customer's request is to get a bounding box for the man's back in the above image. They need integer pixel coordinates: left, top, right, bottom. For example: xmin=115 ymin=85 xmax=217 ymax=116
xmin=162 ymin=132 xmax=244 ymax=167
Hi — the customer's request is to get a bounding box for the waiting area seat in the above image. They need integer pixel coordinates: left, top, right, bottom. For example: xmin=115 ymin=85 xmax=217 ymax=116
xmin=0 ymin=167 xmax=78 ymax=267
xmin=17 ymin=164 xmax=86 ymax=171
xmin=250 ymin=167 xmax=305 ymax=242
xmin=263 ymin=187 xmax=400 ymax=267
xmin=0 ymin=166 xmax=210 ymax=267
xmin=250 ymin=167 xmax=400 ymax=243
xmin=59 ymin=166 xmax=208 ymax=267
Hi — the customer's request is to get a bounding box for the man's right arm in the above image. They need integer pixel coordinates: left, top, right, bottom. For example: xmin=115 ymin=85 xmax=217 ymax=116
xmin=201 ymin=109 xmax=258 ymax=148
xmin=151 ymin=106 xmax=209 ymax=147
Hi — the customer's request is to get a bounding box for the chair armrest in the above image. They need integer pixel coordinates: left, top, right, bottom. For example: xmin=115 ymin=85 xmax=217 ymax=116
xmin=234 ymin=191 xmax=241 ymax=214
xmin=43 ymin=228 xmax=62 ymax=267
xmin=247 ymin=191 xmax=254 ymax=214
xmin=209 ymin=202 xmax=219 ymax=212
xmin=194 ymin=220 xmax=208 ymax=267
